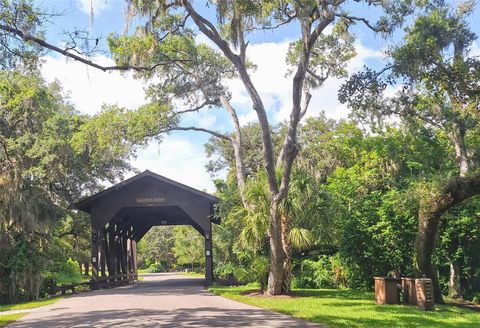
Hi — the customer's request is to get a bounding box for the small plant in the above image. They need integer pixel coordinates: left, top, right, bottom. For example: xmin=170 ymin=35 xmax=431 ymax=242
xmin=55 ymin=258 xmax=82 ymax=285
xmin=39 ymin=274 xmax=56 ymax=298
xmin=292 ymin=257 xmax=337 ymax=289
xmin=146 ymin=263 xmax=165 ymax=273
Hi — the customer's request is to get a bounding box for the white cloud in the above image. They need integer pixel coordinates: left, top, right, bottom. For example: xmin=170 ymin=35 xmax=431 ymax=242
xmin=131 ymin=135 xmax=215 ymax=192
xmin=229 ymin=40 xmax=382 ymax=123
xmin=470 ymin=41 xmax=480 ymax=57
xmin=40 ymin=55 xmax=218 ymax=192
xmin=182 ymin=109 xmax=218 ymax=129
xmin=198 ymin=32 xmax=381 ymax=125
xmin=75 ymin=0 xmax=112 ymax=16
xmin=227 ymin=41 xmax=292 ymax=125
xmin=39 ymin=33 xmax=382 ymax=191
xmin=303 ymin=42 xmax=382 ymax=121
xmin=41 ymin=55 xmax=147 ymax=115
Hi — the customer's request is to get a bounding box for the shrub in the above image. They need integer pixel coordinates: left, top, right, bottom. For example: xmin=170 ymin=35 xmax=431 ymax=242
xmin=55 ymin=258 xmax=81 ymax=285
xmin=39 ymin=273 xmax=57 ymax=298
xmin=218 ymin=256 xmax=269 ymax=291
xmin=146 ymin=263 xmax=165 ymax=273
xmin=214 ymin=263 xmax=236 ymax=279
xmin=471 ymin=293 xmax=480 ymax=304
xmin=293 ymin=256 xmax=337 ymax=289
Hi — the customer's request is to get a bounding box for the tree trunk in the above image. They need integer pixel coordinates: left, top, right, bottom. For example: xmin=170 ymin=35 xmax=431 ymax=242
xmin=281 ymin=213 xmax=292 ymax=294
xmin=415 ymin=173 xmax=480 ymax=303
xmin=448 ymin=260 xmax=463 ymax=299
xmin=450 ymin=121 xmax=469 ymax=177
xmin=85 ymin=262 xmax=89 ymax=276
xmin=267 ymin=200 xmax=285 ymax=295
xmin=415 ymin=208 xmax=444 ymax=303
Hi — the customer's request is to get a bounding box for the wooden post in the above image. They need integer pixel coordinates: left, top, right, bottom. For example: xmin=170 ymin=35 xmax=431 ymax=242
xmin=131 ymin=240 xmax=138 ymax=278
xmin=115 ymin=226 xmax=121 ymax=279
xmin=99 ymin=229 xmax=107 ymax=278
xmin=108 ymin=227 xmax=117 ymax=278
xmin=104 ymin=228 xmax=112 ymax=278
xmin=205 ymin=229 xmax=213 ymax=286
xmin=91 ymin=227 xmax=99 ymax=290
xmin=126 ymin=238 xmax=131 ymax=275
xmin=121 ymin=234 xmax=128 ymax=276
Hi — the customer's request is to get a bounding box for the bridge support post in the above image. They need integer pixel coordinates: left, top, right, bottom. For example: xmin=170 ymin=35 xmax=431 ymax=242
xmin=99 ymin=228 xmax=107 ymax=279
xmin=91 ymin=227 xmax=99 ymax=290
xmin=108 ymin=226 xmax=117 ymax=281
xmin=205 ymin=229 xmax=213 ymax=286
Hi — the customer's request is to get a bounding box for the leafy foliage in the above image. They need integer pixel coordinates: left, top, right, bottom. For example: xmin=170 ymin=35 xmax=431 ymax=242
xmin=137 ymin=226 xmax=175 ymax=270
xmin=0 ymin=71 xmax=134 ymax=303
xmin=172 ymin=226 xmax=205 ymax=270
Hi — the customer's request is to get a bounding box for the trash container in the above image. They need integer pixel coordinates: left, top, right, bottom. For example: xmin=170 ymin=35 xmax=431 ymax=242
xmin=374 ymin=277 xmax=400 ymax=305
xmin=401 ymin=278 xmax=417 ymax=305
xmin=415 ymin=278 xmax=435 ymax=311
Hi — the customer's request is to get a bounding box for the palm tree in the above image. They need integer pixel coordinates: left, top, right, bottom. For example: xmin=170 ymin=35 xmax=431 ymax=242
xmin=233 ymin=168 xmax=337 ymax=293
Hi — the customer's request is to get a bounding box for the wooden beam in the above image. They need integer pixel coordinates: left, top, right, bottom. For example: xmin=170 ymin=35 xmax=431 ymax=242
xmin=108 ymin=226 xmax=117 ymax=277
xmin=99 ymin=228 xmax=107 ymax=278
xmin=91 ymin=226 xmax=99 ymax=290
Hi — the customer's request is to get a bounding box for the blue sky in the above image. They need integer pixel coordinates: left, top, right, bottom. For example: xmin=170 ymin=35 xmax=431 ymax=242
xmin=36 ymin=0 xmax=480 ymax=192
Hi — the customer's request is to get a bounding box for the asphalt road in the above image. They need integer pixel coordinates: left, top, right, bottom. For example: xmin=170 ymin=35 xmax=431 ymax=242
xmin=8 ymin=273 xmax=321 ymax=327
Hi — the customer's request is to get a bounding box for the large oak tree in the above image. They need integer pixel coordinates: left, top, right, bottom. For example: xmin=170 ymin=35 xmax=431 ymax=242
xmin=340 ymin=4 xmax=480 ymax=302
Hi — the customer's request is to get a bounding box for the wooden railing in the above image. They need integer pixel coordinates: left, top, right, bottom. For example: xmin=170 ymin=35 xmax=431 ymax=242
xmin=49 ymin=281 xmax=90 ymax=295
xmin=48 ymin=273 xmax=138 ymax=295
xmin=95 ymin=272 xmax=138 ymax=286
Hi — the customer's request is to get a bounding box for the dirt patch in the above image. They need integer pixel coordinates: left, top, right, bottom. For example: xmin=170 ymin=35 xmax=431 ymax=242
xmin=239 ymin=290 xmax=298 ymax=298
xmin=449 ymin=299 xmax=480 ymax=312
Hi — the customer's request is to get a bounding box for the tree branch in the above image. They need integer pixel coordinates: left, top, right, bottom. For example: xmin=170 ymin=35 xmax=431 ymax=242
xmin=307 ymin=67 xmax=329 ymax=85
xmin=172 ymin=99 xmax=217 ymax=116
xmin=183 ymin=0 xmax=279 ymax=195
xmin=219 ymin=95 xmax=251 ymax=210
xmin=244 ymin=13 xmax=297 ymax=32
xmin=299 ymin=91 xmax=312 ymax=120
xmin=335 ymin=13 xmax=386 ymax=33
xmin=0 ymin=138 xmax=15 ymax=165
xmin=277 ymin=10 xmax=334 ymax=201
xmin=0 ymin=24 xmax=185 ymax=72
xmin=161 ymin=126 xmax=230 ymax=140
xmin=158 ymin=13 xmax=190 ymax=42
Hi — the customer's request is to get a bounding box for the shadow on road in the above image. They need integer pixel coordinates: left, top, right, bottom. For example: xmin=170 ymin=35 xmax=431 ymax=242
xmin=74 ymin=273 xmax=212 ymax=297
xmin=10 ymin=307 xmax=312 ymax=327
xmin=8 ymin=274 xmax=320 ymax=327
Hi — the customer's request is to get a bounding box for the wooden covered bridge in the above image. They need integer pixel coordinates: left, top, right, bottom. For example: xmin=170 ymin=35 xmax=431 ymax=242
xmin=75 ymin=170 xmax=219 ymax=289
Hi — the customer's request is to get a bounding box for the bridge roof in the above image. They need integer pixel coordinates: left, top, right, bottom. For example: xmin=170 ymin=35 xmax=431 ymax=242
xmin=75 ymin=170 xmax=219 ymax=214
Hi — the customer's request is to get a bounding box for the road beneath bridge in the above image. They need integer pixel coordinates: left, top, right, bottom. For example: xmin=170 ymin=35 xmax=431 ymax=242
xmin=9 ymin=273 xmax=320 ymax=327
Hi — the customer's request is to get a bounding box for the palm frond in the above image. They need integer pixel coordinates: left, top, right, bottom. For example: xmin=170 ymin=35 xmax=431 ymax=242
xmin=288 ymin=227 xmax=314 ymax=250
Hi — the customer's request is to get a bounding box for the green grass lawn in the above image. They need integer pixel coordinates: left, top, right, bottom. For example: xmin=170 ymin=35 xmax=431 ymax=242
xmin=209 ymin=285 xmax=480 ymax=328
xmin=0 ymin=313 xmax=26 ymax=327
xmin=181 ymin=271 xmax=204 ymax=278
xmin=0 ymin=297 xmax=62 ymax=312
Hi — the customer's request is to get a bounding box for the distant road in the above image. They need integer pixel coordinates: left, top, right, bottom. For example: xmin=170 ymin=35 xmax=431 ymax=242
xmin=8 ymin=273 xmax=321 ymax=327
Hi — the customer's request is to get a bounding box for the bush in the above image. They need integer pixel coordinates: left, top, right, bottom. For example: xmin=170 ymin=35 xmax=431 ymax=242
xmin=39 ymin=273 xmax=57 ymax=298
xmin=214 ymin=263 xmax=236 ymax=279
xmin=146 ymin=263 xmax=165 ymax=273
xmin=55 ymin=258 xmax=81 ymax=285
xmin=216 ymin=256 xmax=269 ymax=291
xmin=471 ymin=293 xmax=480 ymax=304
xmin=292 ymin=256 xmax=337 ymax=289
